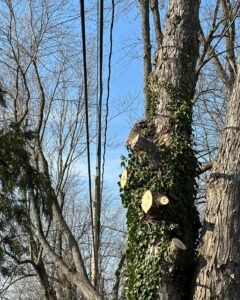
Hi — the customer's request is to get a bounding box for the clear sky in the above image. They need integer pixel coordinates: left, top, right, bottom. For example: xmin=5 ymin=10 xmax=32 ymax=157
xmin=82 ymin=0 xmax=218 ymax=206
xmin=100 ymin=0 xmax=220 ymax=199
xmin=86 ymin=1 xmax=145 ymax=202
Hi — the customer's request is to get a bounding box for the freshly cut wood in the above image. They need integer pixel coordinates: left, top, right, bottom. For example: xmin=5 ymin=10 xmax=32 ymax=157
xmin=160 ymin=133 xmax=171 ymax=146
xmin=127 ymin=132 xmax=157 ymax=153
xmin=141 ymin=190 xmax=169 ymax=214
xmin=131 ymin=133 xmax=143 ymax=150
xmin=126 ymin=133 xmax=161 ymax=170
xmin=120 ymin=169 xmax=128 ymax=189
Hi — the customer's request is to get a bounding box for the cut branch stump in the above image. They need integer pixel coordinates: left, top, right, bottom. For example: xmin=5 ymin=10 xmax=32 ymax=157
xmin=120 ymin=169 xmax=128 ymax=189
xmin=126 ymin=132 xmax=161 ymax=169
xmin=127 ymin=132 xmax=157 ymax=153
xmin=141 ymin=190 xmax=169 ymax=214
xmin=167 ymin=238 xmax=187 ymax=272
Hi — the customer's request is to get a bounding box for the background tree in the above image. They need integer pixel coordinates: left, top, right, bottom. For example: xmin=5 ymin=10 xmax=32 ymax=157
xmin=1 ymin=0 xmax=240 ymax=299
xmin=0 ymin=0 xmax=126 ymax=298
xmin=121 ymin=0 xmax=200 ymax=298
xmin=193 ymin=58 xmax=240 ymax=300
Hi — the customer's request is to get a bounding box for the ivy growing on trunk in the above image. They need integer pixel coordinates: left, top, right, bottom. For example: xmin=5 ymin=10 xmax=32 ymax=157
xmin=120 ymin=84 xmax=201 ymax=298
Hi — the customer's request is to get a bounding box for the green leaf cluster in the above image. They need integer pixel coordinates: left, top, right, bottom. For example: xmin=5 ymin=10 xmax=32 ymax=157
xmin=0 ymin=125 xmax=53 ymax=274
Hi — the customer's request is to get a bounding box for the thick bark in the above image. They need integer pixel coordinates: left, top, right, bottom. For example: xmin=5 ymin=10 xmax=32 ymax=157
xmin=193 ymin=62 xmax=240 ymax=299
xmin=123 ymin=1 xmax=200 ymax=299
xmin=154 ymin=0 xmax=199 ymax=138
xmin=152 ymin=0 xmax=199 ymax=297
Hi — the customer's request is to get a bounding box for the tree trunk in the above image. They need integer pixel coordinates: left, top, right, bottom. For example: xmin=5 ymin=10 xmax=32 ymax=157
xmin=150 ymin=0 xmax=163 ymax=51
xmin=35 ymin=259 xmax=57 ymax=300
xmin=122 ymin=1 xmax=200 ymax=299
xmin=139 ymin=0 xmax=152 ymax=118
xmin=153 ymin=0 xmax=199 ymax=138
xmin=30 ymin=145 xmax=102 ymax=300
xmin=193 ymin=62 xmax=240 ymax=299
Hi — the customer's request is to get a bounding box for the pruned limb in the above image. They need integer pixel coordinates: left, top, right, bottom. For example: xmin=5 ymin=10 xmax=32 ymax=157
xmin=127 ymin=132 xmax=159 ymax=154
xmin=157 ymin=238 xmax=186 ymax=298
xmin=159 ymin=133 xmax=171 ymax=146
xmin=167 ymin=238 xmax=187 ymax=269
xmin=120 ymin=169 xmax=128 ymax=189
xmin=141 ymin=190 xmax=169 ymax=214
xmin=127 ymin=132 xmax=162 ymax=168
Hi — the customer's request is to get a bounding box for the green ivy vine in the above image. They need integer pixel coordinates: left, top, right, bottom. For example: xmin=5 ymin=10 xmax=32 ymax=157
xmin=120 ymin=79 xmax=201 ymax=299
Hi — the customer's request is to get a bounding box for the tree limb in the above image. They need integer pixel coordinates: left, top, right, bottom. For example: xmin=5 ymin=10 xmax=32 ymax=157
xmin=150 ymin=0 xmax=163 ymax=50
xmin=198 ymin=161 xmax=214 ymax=175
xmin=139 ymin=0 xmax=152 ymax=118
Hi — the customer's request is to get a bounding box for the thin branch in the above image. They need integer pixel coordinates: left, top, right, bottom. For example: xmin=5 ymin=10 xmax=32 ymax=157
xmin=197 ymin=25 xmax=230 ymax=88
xmin=198 ymin=161 xmax=214 ymax=175
xmin=139 ymin=0 xmax=152 ymax=118
xmin=221 ymin=0 xmax=237 ymax=83
xmin=150 ymin=0 xmax=163 ymax=50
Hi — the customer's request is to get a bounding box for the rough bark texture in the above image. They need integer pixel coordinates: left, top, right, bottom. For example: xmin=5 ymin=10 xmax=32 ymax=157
xmin=193 ymin=63 xmax=240 ymax=299
xmin=122 ymin=1 xmax=200 ymax=299
xmin=152 ymin=0 xmax=200 ymax=297
xmin=153 ymin=0 xmax=199 ymax=136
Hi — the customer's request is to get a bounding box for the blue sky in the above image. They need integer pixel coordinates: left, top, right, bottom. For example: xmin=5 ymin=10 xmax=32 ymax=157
xmin=84 ymin=0 xmax=220 ymax=202
xmin=89 ymin=2 xmax=145 ymax=200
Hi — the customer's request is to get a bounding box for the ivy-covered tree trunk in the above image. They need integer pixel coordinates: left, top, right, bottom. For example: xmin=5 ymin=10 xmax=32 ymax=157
xmin=121 ymin=0 xmax=200 ymax=299
xmin=192 ymin=61 xmax=240 ymax=300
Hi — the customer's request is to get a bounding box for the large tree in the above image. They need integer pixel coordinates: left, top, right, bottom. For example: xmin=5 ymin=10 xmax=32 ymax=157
xmin=1 ymin=0 xmax=240 ymax=299
xmin=193 ymin=52 xmax=240 ymax=300
xmin=120 ymin=0 xmax=240 ymax=299
xmin=121 ymin=0 xmax=200 ymax=298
